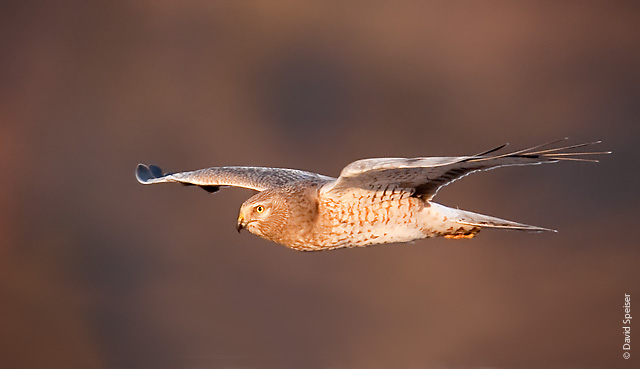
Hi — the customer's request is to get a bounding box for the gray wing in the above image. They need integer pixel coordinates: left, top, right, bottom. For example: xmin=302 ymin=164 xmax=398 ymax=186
xmin=321 ymin=139 xmax=608 ymax=200
xmin=136 ymin=164 xmax=334 ymax=193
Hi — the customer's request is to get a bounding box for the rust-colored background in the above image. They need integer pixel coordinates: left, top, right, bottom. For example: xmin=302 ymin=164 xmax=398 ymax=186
xmin=1 ymin=1 xmax=639 ymax=368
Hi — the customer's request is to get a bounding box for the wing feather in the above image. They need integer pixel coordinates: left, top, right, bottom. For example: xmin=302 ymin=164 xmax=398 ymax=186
xmin=322 ymin=139 xmax=608 ymax=200
xmin=136 ymin=164 xmax=333 ymax=193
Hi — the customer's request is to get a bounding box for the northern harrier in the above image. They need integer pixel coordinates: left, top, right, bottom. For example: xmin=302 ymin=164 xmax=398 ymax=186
xmin=136 ymin=139 xmax=608 ymax=251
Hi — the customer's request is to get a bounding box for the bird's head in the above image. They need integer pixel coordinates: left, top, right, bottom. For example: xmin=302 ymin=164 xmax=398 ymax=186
xmin=237 ymin=189 xmax=290 ymax=240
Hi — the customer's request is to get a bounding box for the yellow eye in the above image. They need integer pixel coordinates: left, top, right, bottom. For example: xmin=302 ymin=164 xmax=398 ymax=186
xmin=255 ymin=205 xmax=265 ymax=213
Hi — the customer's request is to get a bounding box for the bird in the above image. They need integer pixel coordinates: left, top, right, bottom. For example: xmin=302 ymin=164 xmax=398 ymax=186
xmin=136 ymin=139 xmax=609 ymax=251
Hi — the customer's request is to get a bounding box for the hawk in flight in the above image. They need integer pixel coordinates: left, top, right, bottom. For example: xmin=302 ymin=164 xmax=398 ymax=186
xmin=136 ymin=139 xmax=608 ymax=251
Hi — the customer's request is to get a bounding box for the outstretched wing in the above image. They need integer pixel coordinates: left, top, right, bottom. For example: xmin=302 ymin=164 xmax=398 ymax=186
xmin=321 ymin=139 xmax=609 ymax=200
xmin=136 ymin=164 xmax=333 ymax=193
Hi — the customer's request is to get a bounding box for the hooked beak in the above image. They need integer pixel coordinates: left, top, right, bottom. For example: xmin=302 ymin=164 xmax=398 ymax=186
xmin=236 ymin=214 xmax=246 ymax=233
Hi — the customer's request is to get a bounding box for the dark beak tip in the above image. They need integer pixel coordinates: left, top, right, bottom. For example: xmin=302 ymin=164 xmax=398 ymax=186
xmin=236 ymin=223 xmax=244 ymax=233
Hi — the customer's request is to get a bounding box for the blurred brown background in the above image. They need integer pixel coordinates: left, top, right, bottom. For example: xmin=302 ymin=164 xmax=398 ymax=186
xmin=1 ymin=1 xmax=639 ymax=368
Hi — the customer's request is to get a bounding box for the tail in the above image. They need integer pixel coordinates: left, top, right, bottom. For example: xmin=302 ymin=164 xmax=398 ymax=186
xmin=429 ymin=202 xmax=555 ymax=233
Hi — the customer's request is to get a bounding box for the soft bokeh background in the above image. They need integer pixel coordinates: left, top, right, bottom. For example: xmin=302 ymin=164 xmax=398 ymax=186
xmin=1 ymin=1 xmax=639 ymax=368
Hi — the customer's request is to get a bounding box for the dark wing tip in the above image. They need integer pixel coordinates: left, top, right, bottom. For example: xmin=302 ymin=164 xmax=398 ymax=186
xmin=473 ymin=143 xmax=509 ymax=157
xmin=148 ymin=164 xmax=164 ymax=178
xmin=198 ymin=185 xmax=221 ymax=193
xmin=136 ymin=163 xmax=165 ymax=184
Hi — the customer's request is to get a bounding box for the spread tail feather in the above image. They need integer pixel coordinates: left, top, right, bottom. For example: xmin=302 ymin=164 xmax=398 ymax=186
xmin=430 ymin=202 xmax=556 ymax=233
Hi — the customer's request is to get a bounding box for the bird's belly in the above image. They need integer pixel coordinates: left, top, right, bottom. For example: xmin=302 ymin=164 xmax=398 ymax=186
xmin=312 ymin=197 xmax=430 ymax=249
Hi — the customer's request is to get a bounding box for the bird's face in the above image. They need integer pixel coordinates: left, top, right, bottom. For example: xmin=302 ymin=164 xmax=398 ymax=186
xmin=237 ymin=191 xmax=288 ymax=239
